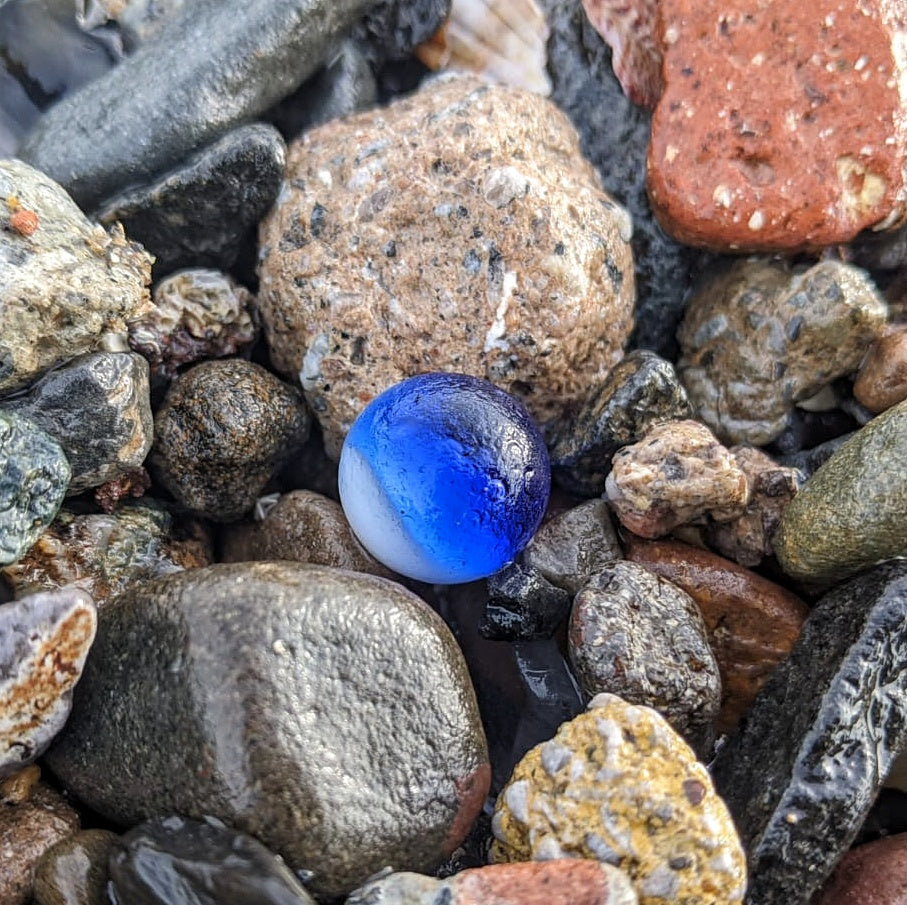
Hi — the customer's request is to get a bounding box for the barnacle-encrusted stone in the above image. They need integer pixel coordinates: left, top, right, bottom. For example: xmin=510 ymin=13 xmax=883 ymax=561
xmin=491 ymin=693 xmax=746 ymax=905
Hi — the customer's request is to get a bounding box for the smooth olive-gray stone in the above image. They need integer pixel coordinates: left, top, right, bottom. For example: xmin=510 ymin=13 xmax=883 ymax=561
xmin=711 ymin=560 xmax=907 ymax=905
xmin=45 ymin=562 xmax=490 ymax=897
xmin=19 ymin=0 xmax=378 ymax=209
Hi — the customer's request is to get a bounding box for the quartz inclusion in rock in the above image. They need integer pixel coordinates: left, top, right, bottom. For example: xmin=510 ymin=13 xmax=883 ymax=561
xmin=339 ymin=373 xmax=550 ymax=584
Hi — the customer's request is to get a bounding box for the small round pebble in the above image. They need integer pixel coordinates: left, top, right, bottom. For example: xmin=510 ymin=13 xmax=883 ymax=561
xmin=339 ymin=373 xmax=550 ymax=583
xmin=33 ymin=829 xmax=117 ymax=905
xmin=490 ymin=693 xmax=746 ymax=905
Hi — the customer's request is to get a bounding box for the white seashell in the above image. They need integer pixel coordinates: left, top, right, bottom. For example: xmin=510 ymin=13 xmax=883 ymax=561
xmin=416 ymin=0 xmax=552 ymax=96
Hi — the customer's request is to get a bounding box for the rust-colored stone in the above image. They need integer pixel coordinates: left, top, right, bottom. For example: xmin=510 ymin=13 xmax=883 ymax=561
xmin=854 ymin=324 xmax=907 ymax=413
xmin=813 ymin=833 xmax=907 ymax=905
xmin=648 ymin=0 xmax=907 ymax=252
xmin=624 ymin=537 xmax=809 ymax=732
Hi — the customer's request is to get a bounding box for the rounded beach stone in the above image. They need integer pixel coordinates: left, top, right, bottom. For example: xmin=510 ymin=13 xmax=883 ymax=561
xmin=44 ymin=562 xmax=490 ymax=897
xmin=149 ymin=359 xmax=311 ymax=522
xmin=854 ymin=325 xmax=907 ymax=414
xmin=490 ymin=693 xmax=746 ymax=905
xmin=812 ymin=833 xmax=907 ymax=905
xmin=773 ymin=397 xmax=907 ymax=588
xmin=604 ymin=419 xmax=748 ymax=538
xmin=568 ymin=562 xmax=721 ymax=756
xmin=33 ymin=829 xmax=118 ymax=905
xmin=677 ymin=258 xmax=888 ymax=446
xmin=0 ymin=160 xmax=152 ymax=396
xmin=107 ymin=815 xmax=316 ymax=905
xmin=258 ymin=73 xmax=635 ymax=457
xmin=0 ymin=411 xmax=71 ymax=565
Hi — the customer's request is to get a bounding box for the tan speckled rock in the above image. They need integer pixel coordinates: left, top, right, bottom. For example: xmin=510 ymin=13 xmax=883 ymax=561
xmin=604 ymin=420 xmax=748 ymax=538
xmin=491 ymin=694 xmax=746 ymax=905
xmin=258 ymin=74 xmax=635 ymax=457
xmin=773 ymin=397 xmax=907 ymax=587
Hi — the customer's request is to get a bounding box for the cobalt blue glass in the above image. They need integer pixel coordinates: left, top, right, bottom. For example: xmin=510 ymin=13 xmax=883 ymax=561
xmin=338 ymin=373 xmax=551 ymax=584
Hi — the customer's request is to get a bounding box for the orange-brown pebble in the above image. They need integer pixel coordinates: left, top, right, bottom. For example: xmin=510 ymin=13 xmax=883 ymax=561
xmin=812 ymin=833 xmax=907 ymax=905
xmin=624 ymin=537 xmax=809 ymax=733
xmin=0 ymin=765 xmax=41 ymax=804
xmin=9 ymin=208 xmax=38 ymax=236
xmin=854 ymin=325 xmax=907 ymax=413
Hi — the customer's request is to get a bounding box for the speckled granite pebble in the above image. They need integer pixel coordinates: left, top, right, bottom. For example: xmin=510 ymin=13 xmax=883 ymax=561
xmin=568 ymin=563 xmax=720 ymax=756
xmin=549 ymin=350 xmax=694 ymax=496
xmin=45 ymin=562 xmax=490 ymax=897
xmin=711 ymin=560 xmax=907 ymax=905
xmin=678 ymin=258 xmax=887 ymax=446
xmin=0 ymin=160 xmax=152 ymax=396
xmin=33 ymin=829 xmax=117 ymax=905
xmin=258 ymin=73 xmax=635 ymax=457
xmin=2 ymin=352 xmax=152 ymax=494
xmin=491 ymin=693 xmax=746 ymax=905
xmin=150 ymin=359 xmax=310 ymax=522
xmin=605 ymin=419 xmax=748 ymax=538
xmin=0 ymin=588 xmax=96 ymax=778
xmin=773 ymin=397 xmax=907 ymax=588
xmin=0 ymin=411 xmax=71 ymax=566
xmin=346 ymin=860 xmax=639 ymax=905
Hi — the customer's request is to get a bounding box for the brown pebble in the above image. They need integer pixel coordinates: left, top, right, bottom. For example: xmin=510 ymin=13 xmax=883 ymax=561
xmin=624 ymin=537 xmax=809 ymax=733
xmin=0 ymin=765 xmax=41 ymax=804
xmin=812 ymin=833 xmax=907 ymax=905
xmin=33 ymin=828 xmax=118 ymax=905
xmin=854 ymin=325 xmax=907 ymax=413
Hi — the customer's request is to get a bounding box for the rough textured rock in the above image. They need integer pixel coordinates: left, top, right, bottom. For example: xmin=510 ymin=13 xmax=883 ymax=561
xmin=33 ymin=829 xmax=117 ymax=905
xmin=221 ymin=489 xmax=392 ymax=578
xmin=1 ymin=503 xmax=212 ymax=605
xmin=549 ymin=350 xmax=694 ymax=496
xmin=568 ymin=563 xmax=720 ymax=756
xmin=540 ymin=0 xmax=699 ymax=355
xmin=45 ymin=562 xmax=490 ymax=897
xmin=648 ymin=0 xmax=907 ymax=252
xmin=128 ymin=268 xmax=257 ymax=383
xmin=18 ymin=0 xmax=377 ymax=210
xmin=773 ymin=398 xmax=907 ymax=588
xmin=258 ymin=73 xmax=635 ymax=457
xmin=0 ymin=783 xmax=80 ymax=905
xmin=624 ymin=537 xmax=809 ymax=734
xmin=0 ymin=160 xmax=152 ymax=396
xmin=108 ymin=816 xmax=317 ymax=905
xmin=678 ymin=258 xmax=888 ymax=445
xmin=711 ymin=561 xmax=907 ymax=905
xmin=149 ymin=359 xmax=311 ymax=522
xmin=854 ymin=324 xmax=907 ymax=413
xmin=0 ymin=589 xmax=97 ymax=778
xmin=0 ymin=411 xmax=71 ymax=566
xmin=605 ymin=419 xmax=748 ymax=538
xmin=703 ymin=446 xmax=802 ymax=568
xmin=812 ymin=833 xmax=907 ymax=905
xmin=491 ymin=694 xmax=746 ymax=905
xmin=2 ymin=352 xmax=153 ymax=494
xmin=346 ymin=860 xmax=639 ymax=905
xmin=97 ymin=124 xmax=286 ymax=276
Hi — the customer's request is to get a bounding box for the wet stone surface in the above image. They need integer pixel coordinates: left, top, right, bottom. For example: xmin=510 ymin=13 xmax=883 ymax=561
xmin=33 ymin=828 xmax=118 ymax=905
xmin=711 ymin=560 xmax=907 ymax=905
xmin=854 ymin=324 xmax=907 ymax=414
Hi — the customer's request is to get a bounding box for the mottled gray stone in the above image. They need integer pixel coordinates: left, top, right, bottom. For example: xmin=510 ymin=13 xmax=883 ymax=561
xmin=0 ymin=160 xmax=152 ymax=396
xmin=773 ymin=398 xmax=907 ymax=588
xmin=45 ymin=562 xmax=490 ymax=897
xmin=33 ymin=829 xmax=117 ymax=905
xmin=0 ymin=411 xmax=71 ymax=565
xmin=108 ymin=816 xmax=316 ymax=905
xmin=568 ymin=562 xmax=720 ymax=756
xmin=0 ymin=588 xmax=96 ymax=778
xmin=149 ymin=359 xmax=310 ymax=522
xmin=711 ymin=560 xmax=907 ymax=905
xmin=549 ymin=350 xmax=694 ymax=496
xmin=19 ymin=0 xmax=378 ymax=210
xmin=2 ymin=352 xmax=152 ymax=494
xmin=678 ymin=258 xmax=888 ymax=446
xmin=352 ymin=0 xmax=450 ymax=65
xmin=97 ymin=124 xmax=286 ymax=276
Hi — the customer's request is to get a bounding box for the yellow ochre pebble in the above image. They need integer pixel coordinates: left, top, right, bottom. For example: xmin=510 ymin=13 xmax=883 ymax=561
xmin=490 ymin=693 xmax=746 ymax=905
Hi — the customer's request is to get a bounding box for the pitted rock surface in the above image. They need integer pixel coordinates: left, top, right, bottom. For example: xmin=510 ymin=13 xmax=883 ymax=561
xmin=45 ymin=562 xmax=490 ymax=897
xmin=711 ymin=561 xmax=907 ymax=905
xmin=491 ymin=694 xmax=746 ymax=905
xmin=0 ymin=160 xmax=152 ymax=396
xmin=678 ymin=258 xmax=887 ymax=446
xmin=258 ymin=73 xmax=635 ymax=457
xmin=648 ymin=0 xmax=907 ymax=252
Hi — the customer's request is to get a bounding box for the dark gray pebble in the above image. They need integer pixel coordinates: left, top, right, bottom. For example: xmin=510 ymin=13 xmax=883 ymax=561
xmin=711 ymin=560 xmax=907 ymax=905
xmin=352 ymin=0 xmax=450 ymax=66
xmin=482 ymin=561 xmax=572 ymax=641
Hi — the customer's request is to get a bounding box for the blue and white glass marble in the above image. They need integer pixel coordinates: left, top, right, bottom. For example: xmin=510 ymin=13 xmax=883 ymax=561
xmin=339 ymin=373 xmax=551 ymax=584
